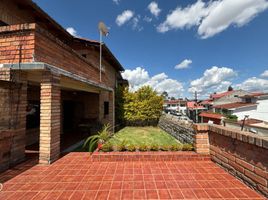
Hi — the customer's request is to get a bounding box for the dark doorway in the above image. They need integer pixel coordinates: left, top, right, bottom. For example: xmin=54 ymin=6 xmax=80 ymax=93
xmin=63 ymin=101 xmax=76 ymax=133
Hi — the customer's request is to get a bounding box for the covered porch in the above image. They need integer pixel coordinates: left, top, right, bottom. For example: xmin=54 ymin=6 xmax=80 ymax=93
xmin=0 ymin=62 xmax=115 ymax=168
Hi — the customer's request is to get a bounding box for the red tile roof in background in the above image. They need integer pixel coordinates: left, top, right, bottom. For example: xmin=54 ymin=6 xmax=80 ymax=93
xmin=187 ymin=101 xmax=205 ymax=109
xmin=213 ymin=102 xmax=257 ymax=109
xmin=210 ymin=90 xmax=236 ymax=99
xmin=200 ymin=99 xmax=213 ymax=105
xmin=199 ymin=112 xmax=224 ymax=119
xmin=237 ymin=118 xmax=263 ymax=125
xmin=164 ymin=100 xmax=186 ymax=104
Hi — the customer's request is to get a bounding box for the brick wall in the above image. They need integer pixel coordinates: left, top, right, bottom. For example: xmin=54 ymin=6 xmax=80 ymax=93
xmin=194 ymin=124 xmax=268 ymax=197
xmin=0 ymin=24 xmax=35 ymax=64
xmin=99 ymin=91 xmax=114 ymax=128
xmin=0 ymin=23 xmax=117 ymax=89
xmin=0 ymin=70 xmax=27 ymax=172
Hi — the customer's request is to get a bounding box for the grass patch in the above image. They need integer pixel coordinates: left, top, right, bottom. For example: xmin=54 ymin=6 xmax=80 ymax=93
xmin=108 ymin=126 xmax=180 ymax=147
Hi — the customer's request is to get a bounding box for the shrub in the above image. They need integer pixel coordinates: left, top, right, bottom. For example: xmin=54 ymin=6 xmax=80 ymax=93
xmin=102 ymin=142 xmax=112 ymax=152
xmin=160 ymin=145 xmax=170 ymax=151
xmin=182 ymin=144 xmax=194 ymax=151
xmin=150 ymin=144 xmax=159 ymax=151
xmin=139 ymin=143 xmax=148 ymax=151
xmin=126 ymin=144 xmax=136 ymax=152
xmin=171 ymin=144 xmax=182 ymax=151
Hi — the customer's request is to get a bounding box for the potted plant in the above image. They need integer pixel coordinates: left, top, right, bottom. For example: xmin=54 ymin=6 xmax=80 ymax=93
xmin=83 ymin=124 xmax=112 ymax=152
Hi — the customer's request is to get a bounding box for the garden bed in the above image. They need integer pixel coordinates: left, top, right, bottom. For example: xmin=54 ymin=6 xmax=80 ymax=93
xmin=100 ymin=126 xmax=193 ymax=152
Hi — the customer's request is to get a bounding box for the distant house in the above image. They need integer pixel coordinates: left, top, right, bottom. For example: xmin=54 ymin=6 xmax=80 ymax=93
xmin=211 ymin=90 xmax=250 ymax=106
xmin=186 ymin=101 xmax=206 ymax=123
xmin=163 ymin=100 xmax=187 ymax=115
xmin=213 ymin=93 xmax=268 ymax=122
xmin=199 ymin=112 xmax=224 ymax=125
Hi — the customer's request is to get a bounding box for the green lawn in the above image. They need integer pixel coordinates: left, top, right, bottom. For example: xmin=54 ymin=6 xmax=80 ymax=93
xmin=108 ymin=126 xmax=180 ymax=146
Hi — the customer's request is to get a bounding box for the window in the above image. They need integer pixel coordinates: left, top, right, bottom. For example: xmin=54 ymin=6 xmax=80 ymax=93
xmin=104 ymin=101 xmax=109 ymax=115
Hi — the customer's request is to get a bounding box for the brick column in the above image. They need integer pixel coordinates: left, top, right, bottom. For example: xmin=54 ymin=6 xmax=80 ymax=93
xmin=193 ymin=124 xmax=210 ymax=154
xmin=39 ymin=71 xmax=61 ymax=164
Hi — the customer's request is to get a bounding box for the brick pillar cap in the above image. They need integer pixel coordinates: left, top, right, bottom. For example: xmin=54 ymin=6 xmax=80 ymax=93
xmin=193 ymin=123 xmax=209 ymax=131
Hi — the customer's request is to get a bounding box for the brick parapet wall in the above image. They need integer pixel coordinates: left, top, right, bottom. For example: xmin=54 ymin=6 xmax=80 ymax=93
xmin=208 ymin=124 xmax=268 ymax=197
xmin=193 ymin=124 xmax=210 ymax=154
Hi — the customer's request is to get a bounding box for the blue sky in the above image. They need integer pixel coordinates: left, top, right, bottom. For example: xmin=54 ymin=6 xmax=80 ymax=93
xmin=34 ymin=0 xmax=268 ymax=98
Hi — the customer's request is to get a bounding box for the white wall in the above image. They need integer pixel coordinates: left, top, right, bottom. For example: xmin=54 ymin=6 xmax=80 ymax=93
xmin=233 ymin=99 xmax=268 ymax=121
xmin=213 ymin=90 xmax=250 ymax=106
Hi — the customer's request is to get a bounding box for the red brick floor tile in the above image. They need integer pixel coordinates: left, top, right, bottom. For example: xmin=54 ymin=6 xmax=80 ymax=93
xmin=183 ymin=188 xmax=199 ymax=199
xmin=158 ymin=189 xmax=172 ymax=199
xmin=82 ymin=191 xmax=97 ymax=200
xmin=169 ymin=189 xmax=184 ymax=199
xmin=133 ymin=190 xmax=146 ymax=199
xmin=229 ymin=188 xmax=249 ymax=198
xmin=70 ymin=191 xmax=85 ymax=200
xmin=155 ymin=181 xmax=167 ymax=189
xmin=192 ymin=188 xmax=210 ymax=199
xmin=0 ymin=153 xmax=266 ymax=200
xmin=205 ymin=188 xmax=223 ymax=198
xmin=216 ymin=189 xmax=236 ymax=198
xmin=133 ymin=181 xmax=144 ymax=190
xmin=108 ymin=190 xmax=122 ymax=200
xmin=43 ymin=191 xmax=63 ymax=200
xmin=121 ymin=189 xmax=134 ymax=199
xmin=57 ymin=191 xmax=74 ymax=200
xmin=145 ymin=181 xmax=156 ymax=190
xmin=146 ymin=189 xmax=159 ymax=199
xmin=95 ymin=190 xmax=109 ymax=200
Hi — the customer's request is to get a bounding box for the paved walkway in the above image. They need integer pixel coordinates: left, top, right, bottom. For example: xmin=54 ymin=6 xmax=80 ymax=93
xmin=0 ymin=153 xmax=265 ymax=199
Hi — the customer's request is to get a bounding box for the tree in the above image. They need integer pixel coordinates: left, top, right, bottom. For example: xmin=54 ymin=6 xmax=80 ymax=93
xmin=161 ymin=91 xmax=168 ymax=100
xmin=228 ymin=85 xmax=233 ymax=91
xmin=123 ymin=86 xmax=163 ymax=126
xmin=170 ymin=97 xmax=176 ymax=100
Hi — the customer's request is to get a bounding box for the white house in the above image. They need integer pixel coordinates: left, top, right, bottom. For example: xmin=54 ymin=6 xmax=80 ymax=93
xmin=233 ymin=93 xmax=268 ymax=122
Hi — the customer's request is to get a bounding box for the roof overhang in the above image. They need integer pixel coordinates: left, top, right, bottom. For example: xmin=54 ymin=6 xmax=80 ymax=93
xmin=0 ymin=62 xmax=113 ymax=92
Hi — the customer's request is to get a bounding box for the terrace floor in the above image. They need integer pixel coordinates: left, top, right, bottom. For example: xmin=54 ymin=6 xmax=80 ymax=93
xmin=0 ymin=152 xmax=265 ymax=200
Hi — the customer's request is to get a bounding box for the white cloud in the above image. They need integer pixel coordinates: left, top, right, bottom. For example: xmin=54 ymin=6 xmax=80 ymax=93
xmin=122 ymin=67 xmax=184 ymax=97
xmin=148 ymin=2 xmax=161 ymax=17
xmin=175 ymin=59 xmax=192 ymax=69
xmin=198 ymin=0 xmax=268 ymax=39
xmin=157 ymin=0 xmax=268 ymax=38
xmin=260 ymin=70 xmax=268 ymax=78
xmin=116 ymin=10 xmax=134 ymax=26
xmin=188 ymin=66 xmax=237 ymax=96
xmin=236 ymin=77 xmax=268 ymax=92
xmin=144 ymin=16 xmax=153 ymax=23
xmin=157 ymin=0 xmax=209 ymax=33
xmin=113 ymin=0 xmax=120 ymax=5
xmin=132 ymin=15 xmax=143 ymax=31
xmin=66 ymin=27 xmax=78 ymax=37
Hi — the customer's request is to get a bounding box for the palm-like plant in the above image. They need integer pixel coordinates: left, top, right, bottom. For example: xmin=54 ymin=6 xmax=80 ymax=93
xmin=83 ymin=124 xmax=112 ymax=152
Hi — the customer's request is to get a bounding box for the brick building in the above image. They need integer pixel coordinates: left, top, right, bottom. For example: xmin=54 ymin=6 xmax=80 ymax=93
xmin=0 ymin=0 xmax=125 ymax=171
